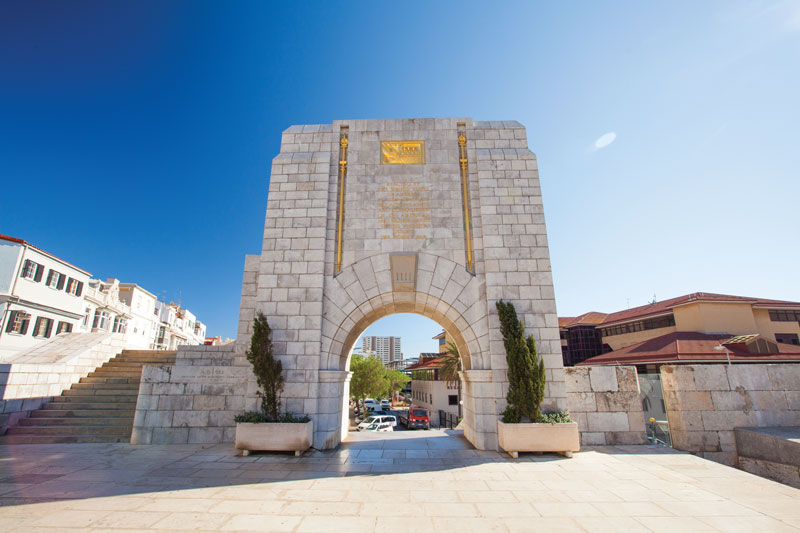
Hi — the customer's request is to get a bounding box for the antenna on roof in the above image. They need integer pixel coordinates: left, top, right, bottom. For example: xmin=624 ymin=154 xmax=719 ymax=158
xmin=650 ymin=293 xmax=657 ymax=304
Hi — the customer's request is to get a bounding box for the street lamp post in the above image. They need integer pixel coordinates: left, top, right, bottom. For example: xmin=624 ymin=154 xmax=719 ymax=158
xmin=714 ymin=344 xmax=732 ymax=366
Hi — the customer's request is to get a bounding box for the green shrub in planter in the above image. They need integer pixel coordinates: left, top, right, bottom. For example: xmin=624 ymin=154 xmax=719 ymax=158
xmin=246 ymin=312 xmax=285 ymax=421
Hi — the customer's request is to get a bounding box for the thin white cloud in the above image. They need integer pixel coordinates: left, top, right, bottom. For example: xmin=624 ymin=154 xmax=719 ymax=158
xmin=591 ymin=132 xmax=616 ymax=152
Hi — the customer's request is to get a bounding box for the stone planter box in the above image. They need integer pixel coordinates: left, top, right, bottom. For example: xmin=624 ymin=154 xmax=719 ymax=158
xmin=235 ymin=421 xmax=313 ymax=456
xmin=497 ymin=420 xmax=580 ymax=458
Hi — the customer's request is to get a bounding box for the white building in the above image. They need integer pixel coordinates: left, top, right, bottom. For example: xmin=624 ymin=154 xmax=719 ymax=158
xmin=0 ymin=235 xmax=209 ymax=357
xmin=153 ymin=301 xmax=206 ymax=350
xmin=361 ymin=336 xmax=402 ymax=365
xmin=119 ymin=283 xmax=158 ymax=349
xmin=0 ymin=235 xmax=92 ymax=359
xmin=81 ymin=278 xmax=132 ymax=338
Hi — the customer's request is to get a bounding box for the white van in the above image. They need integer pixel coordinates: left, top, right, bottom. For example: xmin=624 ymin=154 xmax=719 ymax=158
xmin=357 ymin=414 xmax=398 ymax=431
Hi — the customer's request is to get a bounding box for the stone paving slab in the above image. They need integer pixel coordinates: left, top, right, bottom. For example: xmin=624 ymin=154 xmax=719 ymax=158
xmin=0 ymin=430 xmax=797 ymax=531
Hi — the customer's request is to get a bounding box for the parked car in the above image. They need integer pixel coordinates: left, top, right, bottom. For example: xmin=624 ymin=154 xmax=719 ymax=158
xmin=357 ymin=415 xmax=398 ymax=431
xmin=380 ymin=400 xmax=391 ymax=410
xmin=401 ymin=407 xmax=430 ymax=430
xmin=367 ymin=409 xmax=390 ymax=416
xmin=364 ymin=422 xmax=393 ymax=432
xmin=363 ymin=399 xmax=378 ymax=410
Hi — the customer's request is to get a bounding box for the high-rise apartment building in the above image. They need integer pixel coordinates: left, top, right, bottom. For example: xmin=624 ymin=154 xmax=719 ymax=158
xmin=362 ymin=336 xmax=401 ymax=365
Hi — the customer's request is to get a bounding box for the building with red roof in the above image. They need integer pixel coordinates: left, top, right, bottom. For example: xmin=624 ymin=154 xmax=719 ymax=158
xmin=560 ymin=292 xmax=800 ymax=369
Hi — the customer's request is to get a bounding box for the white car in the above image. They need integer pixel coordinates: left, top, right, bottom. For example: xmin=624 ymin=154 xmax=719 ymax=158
xmin=363 ymin=399 xmax=378 ymax=410
xmin=357 ymin=415 xmax=398 ymax=431
xmin=380 ymin=400 xmax=391 ymax=410
xmin=364 ymin=422 xmax=393 ymax=432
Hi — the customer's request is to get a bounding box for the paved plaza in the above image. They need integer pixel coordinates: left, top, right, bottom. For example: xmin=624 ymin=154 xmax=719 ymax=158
xmin=0 ymin=430 xmax=798 ymax=532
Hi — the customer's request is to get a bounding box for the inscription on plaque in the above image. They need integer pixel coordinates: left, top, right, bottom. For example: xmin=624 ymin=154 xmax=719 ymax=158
xmin=377 ymin=181 xmax=431 ymax=239
xmin=380 ymin=140 xmax=425 ymax=165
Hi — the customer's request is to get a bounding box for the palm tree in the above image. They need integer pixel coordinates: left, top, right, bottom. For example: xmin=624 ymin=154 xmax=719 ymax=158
xmin=439 ymin=341 xmax=462 ymax=386
xmin=440 ymin=341 xmax=463 ymax=419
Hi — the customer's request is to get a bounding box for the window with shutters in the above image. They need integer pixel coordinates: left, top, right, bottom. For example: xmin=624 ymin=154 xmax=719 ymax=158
xmin=21 ymin=260 xmax=43 ymax=282
xmin=56 ymin=321 xmax=73 ymax=334
xmin=32 ymin=317 xmax=53 ymax=338
xmin=46 ymin=270 xmax=65 ymax=290
xmin=6 ymin=311 xmax=31 ymax=334
xmin=65 ymin=278 xmax=83 ymax=296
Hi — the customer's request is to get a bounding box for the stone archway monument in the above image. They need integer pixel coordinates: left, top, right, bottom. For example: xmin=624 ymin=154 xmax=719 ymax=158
xmin=132 ymin=117 xmax=566 ymax=451
xmin=237 ymin=117 xmax=565 ymax=451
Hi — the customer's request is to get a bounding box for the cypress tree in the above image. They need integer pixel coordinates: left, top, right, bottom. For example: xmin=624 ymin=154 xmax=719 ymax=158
xmin=246 ymin=312 xmax=284 ymax=421
xmin=496 ymin=300 xmax=545 ymax=422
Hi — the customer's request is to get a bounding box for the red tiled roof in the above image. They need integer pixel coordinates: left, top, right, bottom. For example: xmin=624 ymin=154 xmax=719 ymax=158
xmin=578 ymin=331 xmax=800 ymax=366
xmin=559 ymin=312 xmax=608 ymax=328
xmin=560 ymin=292 xmax=800 ymax=329
xmin=0 ymin=234 xmax=91 ymax=276
xmin=404 ymin=355 xmax=452 ymax=371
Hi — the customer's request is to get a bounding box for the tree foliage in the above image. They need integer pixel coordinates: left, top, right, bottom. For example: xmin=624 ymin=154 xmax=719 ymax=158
xmin=386 ymin=369 xmax=411 ymax=398
xmin=440 ymin=341 xmax=463 ymax=387
xmin=496 ymin=300 xmax=545 ymax=422
xmin=246 ymin=312 xmax=284 ymax=421
xmin=349 ymin=354 xmax=389 ymax=408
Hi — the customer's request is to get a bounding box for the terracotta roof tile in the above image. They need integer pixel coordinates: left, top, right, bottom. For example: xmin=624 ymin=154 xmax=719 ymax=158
xmin=578 ymin=331 xmax=800 ymax=366
xmin=560 ymin=292 xmax=800 ymax=328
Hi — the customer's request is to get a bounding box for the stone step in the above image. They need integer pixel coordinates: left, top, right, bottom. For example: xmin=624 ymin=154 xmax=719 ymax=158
xmin=88 ymin=370 xmax=143 ymax=377
xmin=7 ymin=425 xmax=131 ymax=436
xmin=19 ymin=417 xmax=132 ymax=427
xmin=44 ymin=400 xmax=136 ymax=410
xmin=100 ymin=361 xmax=173 ymax=368
xmin=62 ymin=388 xmax=138 ymax=397
xmin=121 ymin=349 xmax=177 ymax=355
xmin=49 ymin=394 xmax=137 ymax=404
xmin=32 ymin=408 xmax=135 ymax=418
xmin=0 ymin=434 xmax=132 ymax=444
xmin=78 ymin=377 xmax=141 ymax=385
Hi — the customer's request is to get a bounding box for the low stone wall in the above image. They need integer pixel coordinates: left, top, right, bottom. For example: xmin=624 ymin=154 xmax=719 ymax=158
xmin=131 ymin=344 xmax=247 ymax=444
xmin=565 ymin=366 xmax=646 ymax=446
xmin=660 ymin=364 xmax=800 ymax=466
xmin=0 ymin=332 xmax=127 ymax=432
xmin=735 ymin=427 xmax=800 ymax=489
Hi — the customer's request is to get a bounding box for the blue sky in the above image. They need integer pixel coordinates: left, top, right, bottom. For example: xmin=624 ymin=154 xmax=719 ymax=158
xmin=2 ymin=1 xmax=799 ymax=359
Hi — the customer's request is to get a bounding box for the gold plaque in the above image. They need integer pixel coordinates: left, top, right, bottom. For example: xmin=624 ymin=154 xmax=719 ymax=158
xmin=380 ymin=140 xmax=425 ymax=165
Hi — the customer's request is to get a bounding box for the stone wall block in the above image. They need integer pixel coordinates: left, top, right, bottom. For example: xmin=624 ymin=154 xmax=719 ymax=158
xmin=710 ymin=390 xmax=749 ymax=411
xmin=144 ymin=409 xmax=173 ymax=428
xmin=615 ymin=367 xmax=639 ymax=392
xmin=192 ymin=395 xmax=225 ymax=411
xmin=605 ymin=431 xmax=647 ymax=445
xmin=595 ymin=391 xmax=640 ymax=412
xmin=766 ymin=364 xmax=800 ymax=390
xmin=586 ymin=412 xmax=629 ymax=432
xmin=172 ymin=410 xmax=210 ymax=428
xmin=567 ymin=392 xmax=597 ymax=412
xmin=580 ymin=432 xmax=606 ymax=446
xmin=152 ymin=427 xmax=189 ymax=444
xmin=130 ymin=427 xmax=152 ymax=445
xmin=727 ymin=365 xmax=771 ymax=391
xmin=589 ymin=367 xmax=618 ymax=392
xmin=157 ymin=395 xmax=192 ymax=411
xmin=189 ymin=427 xmax=225 ymax=444
xmin=693 ymin=365 xmax=730 ymax=391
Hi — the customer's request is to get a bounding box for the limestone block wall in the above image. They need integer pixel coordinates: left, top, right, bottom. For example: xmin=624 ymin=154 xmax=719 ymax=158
xmin=660 ymin=363 xmax=800 ymax=466
xmin=0 ymin=332 xmax=127 ymax=432
xmin=565 ymin=366 xmax=647 ymax=446
xmin=476 ymin=138 xmax=565 ymax=416
xmin=131 ymin=344 xmax=247 ymax=445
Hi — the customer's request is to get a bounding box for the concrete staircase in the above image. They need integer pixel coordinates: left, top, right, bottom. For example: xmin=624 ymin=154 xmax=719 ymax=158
xmin=0 ymin=350 xmax=176 ymax=444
